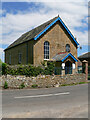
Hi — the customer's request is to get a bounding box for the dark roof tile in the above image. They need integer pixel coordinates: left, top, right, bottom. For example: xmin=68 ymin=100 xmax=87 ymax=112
xmin=52 ymin=53 xmax=68 ymax=61
xmin=78 ymin=52 xmax=90 ymax=59
xmin=5 ymin=16 xmax=58 ymax=50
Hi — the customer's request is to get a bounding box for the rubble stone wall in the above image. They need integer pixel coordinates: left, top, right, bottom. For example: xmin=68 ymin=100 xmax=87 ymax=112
xmin=0 ymin=73 xmax=86 ymax=89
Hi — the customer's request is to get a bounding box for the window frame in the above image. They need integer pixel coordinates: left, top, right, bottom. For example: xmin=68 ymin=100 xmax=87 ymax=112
xmin=44 ymin=41 xmax=50 ymax=60
xmin=18 ymin=52 xmax=22 ymax=64
xmin=9 ymin=54 xmax=11 ymax=65
xmin=66 ymin=44 xmax=70 ymax=52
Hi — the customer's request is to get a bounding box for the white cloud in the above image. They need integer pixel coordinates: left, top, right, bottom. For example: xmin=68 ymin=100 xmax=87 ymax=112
xmin=1 ymin=0 xmax=89 ymax=2
xmin=72 ymin=30 xmax=88 ymax=45
xmin=0 ymin=48 xmax=3 ymax=53
xmin=0 ymin=10 xmax=2 ymax=15
xmin=0 ymin=9 xmax=6 ymax=16
xmin=1 ymin=1 xmax=88 ymax=47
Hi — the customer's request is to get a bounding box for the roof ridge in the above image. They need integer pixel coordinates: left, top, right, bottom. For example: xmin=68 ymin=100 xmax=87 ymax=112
xmin=22 ymin=16 xmax=58 ymax=38
xmin=34 ymin=16 xmax=58 ymax=38
xmin=5 ymin=16 xmax=58 ymax=51
xmin=4 ymin=15 xmax=79 ymax=51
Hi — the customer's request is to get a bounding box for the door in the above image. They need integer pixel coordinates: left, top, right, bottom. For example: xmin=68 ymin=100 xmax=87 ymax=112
xmin=65 ymin=61 xmax=72 ymax=74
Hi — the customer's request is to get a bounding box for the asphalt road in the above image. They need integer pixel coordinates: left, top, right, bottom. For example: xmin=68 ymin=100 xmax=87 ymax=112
xmin=2 ymin=84 xmax=88 ymax=118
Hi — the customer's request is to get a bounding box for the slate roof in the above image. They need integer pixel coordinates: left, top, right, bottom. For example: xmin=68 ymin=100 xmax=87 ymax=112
xmin=5 ymin=15 xmax=79 ymax=51
xmin=78 ymin=52 xmax=90 ymax=59
xmin=5 ymin=16 xmax=58 ymax=51
xmin=52 ymin=52 xmax=78 ymax=62
xmin=52 ymin=53 xmax=68 ymax=61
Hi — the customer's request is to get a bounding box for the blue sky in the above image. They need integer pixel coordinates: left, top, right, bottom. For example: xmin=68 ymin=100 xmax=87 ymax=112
xmin=0 ymin=1 xmax=89 ymax=62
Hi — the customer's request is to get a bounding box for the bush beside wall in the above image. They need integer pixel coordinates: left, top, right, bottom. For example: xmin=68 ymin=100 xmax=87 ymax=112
xmin=1 ymin=62 xmax=55 ymax=76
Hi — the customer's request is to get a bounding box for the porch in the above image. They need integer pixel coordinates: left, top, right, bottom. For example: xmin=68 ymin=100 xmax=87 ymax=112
xmin=52 ymin=53 xmax=78 ymax=76
xmin=54 ymin=61 xmax=76 ymax=75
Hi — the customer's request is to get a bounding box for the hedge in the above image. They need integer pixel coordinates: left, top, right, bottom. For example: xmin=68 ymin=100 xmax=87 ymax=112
xmin=1 ymin=62 xmax=55 ymax=76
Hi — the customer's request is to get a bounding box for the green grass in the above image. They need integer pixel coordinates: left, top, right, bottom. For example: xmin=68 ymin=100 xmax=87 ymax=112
xmin=78 ymin=82 xmax=86 ymax=84
xmin=19 ymin=82 xmax=25 ymax=89
xmin=60 ymin=81 xmax=88 ymax=87
xmin=32 ymin=84 xmax=38 ymax=88
xmin=3 ymin=81 xmax=8 ymax=89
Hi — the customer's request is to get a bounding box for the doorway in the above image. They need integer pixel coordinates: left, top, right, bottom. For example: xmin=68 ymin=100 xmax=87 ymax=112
xmin=65 ymin=61 xmax=72 ymax=74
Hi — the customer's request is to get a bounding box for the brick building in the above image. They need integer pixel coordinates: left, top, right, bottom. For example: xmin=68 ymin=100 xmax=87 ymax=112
xmin=4 ymin=15 xmax=79 ymax=75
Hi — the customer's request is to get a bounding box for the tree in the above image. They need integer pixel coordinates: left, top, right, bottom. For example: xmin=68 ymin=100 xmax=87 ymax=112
xmin=0 ymin=59 xmax=2 ymax=64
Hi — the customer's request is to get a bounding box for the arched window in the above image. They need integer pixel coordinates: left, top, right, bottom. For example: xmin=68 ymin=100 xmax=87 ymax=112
xmin=44 ymin=41 xmax=50 ymax=60
xmin=66 ymin=44 xmax=70 ymax=52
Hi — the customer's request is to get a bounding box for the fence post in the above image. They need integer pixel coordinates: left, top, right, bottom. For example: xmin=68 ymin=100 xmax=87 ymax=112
xmin=82 ymin=60 xmax=88 ymax=81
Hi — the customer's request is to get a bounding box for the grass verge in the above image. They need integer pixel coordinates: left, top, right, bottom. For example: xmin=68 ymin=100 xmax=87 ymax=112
xmin=60 ymin=81 xmax=88 ymax=87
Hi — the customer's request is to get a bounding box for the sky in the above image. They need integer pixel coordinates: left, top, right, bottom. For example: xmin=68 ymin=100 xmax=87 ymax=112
xmin=0 ymin=0 xmax=89 ymax=62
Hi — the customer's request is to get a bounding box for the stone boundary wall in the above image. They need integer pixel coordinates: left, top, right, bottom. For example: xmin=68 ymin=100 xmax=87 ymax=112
xmin=0 ymin=73 xmax=86 ymax=89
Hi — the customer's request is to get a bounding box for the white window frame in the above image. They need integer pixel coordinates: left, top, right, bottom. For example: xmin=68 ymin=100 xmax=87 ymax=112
xmin=44 ymin=41 xmax=50 ymax=60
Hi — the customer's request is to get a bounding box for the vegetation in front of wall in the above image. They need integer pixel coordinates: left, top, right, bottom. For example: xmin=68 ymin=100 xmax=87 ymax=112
xmin=32 ymin=84 xmax=38 ymax=88
xmin=43 ymin=61 xmax=55 ymax=75
xmin=2 ymin=63 xmax=7 ymax=75
xmin=1 ymin=61 xmax=55 ymax=76
xmin=41 ymin=60 xmax=46 ymax=66
xmin=19 ymin=82 xmax=25 ymax=89
xmin=88 ymin=76 xmax=90 ymax=80
xmin=0 ymin=59 xmax=2 ymax=75
xmin=3 ymin=81 xmax=8 ymax=89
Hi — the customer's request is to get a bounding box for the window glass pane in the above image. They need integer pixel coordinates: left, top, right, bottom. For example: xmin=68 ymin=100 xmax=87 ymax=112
xmin=47 ymin=51 xmax=49 ymax=54
xmin=44 ymin=41 xmax=49 ymax=59
xmin=9 ymin=55 xmax=11 ymax=64
xmin=44 ymin=51 xmax=45 ymax=54
xmin=46 ymin=51 xmax=48 ymax=54
xmin=19 ymin=53 xmax=22 ymax=63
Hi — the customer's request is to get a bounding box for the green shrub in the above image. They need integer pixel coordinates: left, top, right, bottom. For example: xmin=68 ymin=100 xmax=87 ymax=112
xmin=2 ymin=63 xmax=7 ymax=75
xmin=32 ymin=84 xmax=38 ymax=88
xmin=88 ymin=76 xmax=90 ymax=80
xmin=3 ymin=81 xmax=8 ymax=89
xmin=2 ymin=62 xmax=55 ymax=76
xmin=41 ymin=60 xmax=46 ymax=66
xmin=19 ymin=82 xmax=25 ymax=89
xmin=43 ymin=61 xmax=55 ymax=75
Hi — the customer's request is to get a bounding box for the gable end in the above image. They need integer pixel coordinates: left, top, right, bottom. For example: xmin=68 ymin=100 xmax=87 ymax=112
xmin=34 ymin=17 xmax=79 ymax=46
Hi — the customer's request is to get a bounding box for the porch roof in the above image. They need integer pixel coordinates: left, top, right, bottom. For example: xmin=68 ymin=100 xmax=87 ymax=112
xmin=52 ymin=53 xmax=78 ymax=62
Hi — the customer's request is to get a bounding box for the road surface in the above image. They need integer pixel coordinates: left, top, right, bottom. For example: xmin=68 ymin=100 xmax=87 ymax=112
xmin=2 ymin=84 xmax=88 ymax=118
